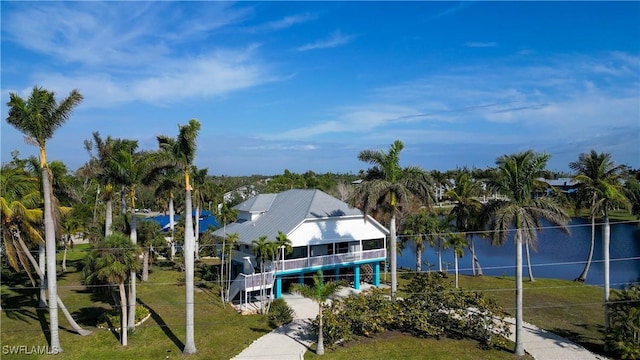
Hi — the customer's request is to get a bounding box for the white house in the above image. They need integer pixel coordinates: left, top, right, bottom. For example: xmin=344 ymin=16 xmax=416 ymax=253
xmin=212 ymin=189 xmax=389 ymax=304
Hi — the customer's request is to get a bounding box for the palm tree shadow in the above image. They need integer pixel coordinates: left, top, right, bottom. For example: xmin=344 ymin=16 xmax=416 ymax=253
xmin=35 ymin=307 xmax=51 ymax=346
xmin=137 ymin=299 xmax=184 ymax=351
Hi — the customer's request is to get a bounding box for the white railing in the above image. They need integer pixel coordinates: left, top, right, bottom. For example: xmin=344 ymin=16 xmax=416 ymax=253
xmin=281 ymin=248 xmax=386 ymax=271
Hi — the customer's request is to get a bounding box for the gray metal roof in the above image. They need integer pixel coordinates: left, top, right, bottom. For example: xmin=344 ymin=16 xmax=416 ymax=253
xmin=212 ymin=189 xmax=366 ymax=244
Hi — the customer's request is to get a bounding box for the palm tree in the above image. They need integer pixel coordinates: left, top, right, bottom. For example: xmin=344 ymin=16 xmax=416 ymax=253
xmin=252 ymin=235 xmax=272 ymax=314
xmin=84 ymin=232 xmax=141 ymax=346
xmin=445 ymin=171 xmax=484 ymax=276
xmin=444 ymin=233 xmax=468 ymax=288
xmin=218 ymin=201 xmax=238 ymax=300
xmin=426 ymin=213 xmax=454 ymax=272
xmin=154 ymin=168 xmax=182 ymax=259
xmin=6 ymin=85 xmax=83 ymax=353
xmin=137 ymin=220 xmax=166 ymax=281
xmin=488 ymin=150 xmax=570 ymax=356
xmin=290 ymin=270 xmax=344 ymax=356
xmin=400 ymin=209 xmax=430 ymax=272
xmin=225 ymin=232 xmax=239 ymax=302
xmin=570 ymin=150 xmax=629 ymax=331
xmin=570 ymin=151 xmax=628 ymax=282
xmin=351 ymin=140 xmax=433 ymax=297
xmin=191 ymin=166 xmax=209 ymax=259
xmin=157 ymin=119 xmax=201 ymax=354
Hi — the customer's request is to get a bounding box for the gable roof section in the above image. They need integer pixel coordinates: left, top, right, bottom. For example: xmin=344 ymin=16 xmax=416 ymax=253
xmin=213 ymin=189 xmax=374 ymax=244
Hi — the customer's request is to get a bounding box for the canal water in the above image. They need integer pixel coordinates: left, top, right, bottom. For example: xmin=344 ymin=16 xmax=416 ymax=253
xmin=397 ymin=218 xmax=640 ymax=289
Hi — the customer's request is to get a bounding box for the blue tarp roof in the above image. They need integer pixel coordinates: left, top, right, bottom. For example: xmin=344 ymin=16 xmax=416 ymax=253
xmin=144 ymin=211 xmax=218 ymax=233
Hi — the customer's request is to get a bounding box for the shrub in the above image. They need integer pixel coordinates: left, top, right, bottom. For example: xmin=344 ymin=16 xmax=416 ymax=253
xmin=606 ymin=285 xmax=640 ymax=359
xmin=267 ymin=298 xmax=294 ymax=327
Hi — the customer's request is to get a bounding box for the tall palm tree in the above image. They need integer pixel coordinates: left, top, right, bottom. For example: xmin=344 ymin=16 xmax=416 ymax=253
xmin=351 ymin=140 xmax=433 ymax=297
xmin=445 ymin=171 xmax=484 ymax=276
xmin=109 ymin=146 xmax=160 ymax=329
xmin=84 ymin=232 xmax=141 ymax=346
xmin=6 ymin=85 xmax=83 ymax=353
xmin=157 ymin=119 xmax=201 ymax=354
xmin=290 ymin=270 xmax=344 ymax=356
xmin=570 ymin=151 xmax=628 ymax=282
xmin=570 ymin=150 xmax=629 ymax=331
xmin=225 ymin=232 xmax=240 ymax=302
xmin=489 ymin=150 xmax=569 ymax=356
xmin=400 ymin=209 xmax=430 ymax=272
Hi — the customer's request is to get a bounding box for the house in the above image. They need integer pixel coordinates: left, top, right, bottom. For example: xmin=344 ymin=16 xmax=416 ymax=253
xmin=212 ymin=189 xmax=389 ymax=305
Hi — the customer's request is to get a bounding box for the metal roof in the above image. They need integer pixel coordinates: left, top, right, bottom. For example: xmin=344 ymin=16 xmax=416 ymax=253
xmin=212 ymin=189 xmax=383 ymax=244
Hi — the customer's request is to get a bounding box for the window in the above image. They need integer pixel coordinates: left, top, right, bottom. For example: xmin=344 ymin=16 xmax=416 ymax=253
xmin=362 ymin=238 xmax=384 ymax=250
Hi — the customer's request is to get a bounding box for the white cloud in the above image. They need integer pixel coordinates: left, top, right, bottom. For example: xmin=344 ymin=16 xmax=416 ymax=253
xmin=296 ymin=30 xmax=356 ymax=51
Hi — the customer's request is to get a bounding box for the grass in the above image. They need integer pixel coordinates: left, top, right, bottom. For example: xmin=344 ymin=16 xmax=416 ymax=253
xmin=305 ymin=332 xmax=529 ymax=360
xmin=1 ymin=246 xmax=613 ymax=359
xmin=1 ymin=244 xmax=271 ymax=359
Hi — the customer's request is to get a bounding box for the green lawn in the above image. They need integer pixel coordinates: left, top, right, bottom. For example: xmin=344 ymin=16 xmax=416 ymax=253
xmin=1 ymin=244 xmax=271 ymax=360
xmin=1 ymin=247 xmax=611 ymax=359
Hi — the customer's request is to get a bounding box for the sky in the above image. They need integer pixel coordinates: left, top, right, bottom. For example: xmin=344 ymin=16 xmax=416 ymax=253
xmin=1 ymin=1 xmax=639 ymax=176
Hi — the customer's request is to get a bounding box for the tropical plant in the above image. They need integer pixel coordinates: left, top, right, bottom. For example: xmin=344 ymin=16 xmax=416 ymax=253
xmin=443 ymin=233 xmax=468 ymax=288
xmin=137 ymin=220 xmax=166 ymax=281
xmin=6 ymin=85 xmax=83 ymax=353
xmin=252 ymin=235 xmax=272 ymax=314
xmin=570 ymin=151 xmax=628 ymax=283
xmin=425 ymin=213 xmax=455 ymax=272
xmin=400 ymin=209 xmax=430 ymax=272
xmin=445 ymin=171 xmax=485 ymax=276
xmin=351 ymin=140 xmax=433 ymax=297
xmin=84 ymin=232 xmax=141 ymax=346
xmin=153 ymin=167 xmax=182 ymax=259
xmin=487 ymin=150 xmax=570 ymax=356
xmin=606 ymin=285 xmax=640 ymax=359
xmin=157 ymin=118 xmax=201 ymax=354
xmin=290 ymin=270 xmax=344 ymax=355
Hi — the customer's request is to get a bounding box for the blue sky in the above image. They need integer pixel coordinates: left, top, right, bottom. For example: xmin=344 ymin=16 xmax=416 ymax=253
xmin=2 ymin=1 xmax=639 ymax=176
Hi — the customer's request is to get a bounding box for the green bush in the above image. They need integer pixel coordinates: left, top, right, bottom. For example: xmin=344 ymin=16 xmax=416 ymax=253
xmin=97 ymin=305 xmax=150 ymax=330
xmin=316 ymin=272 xmax=511 ymax=349
xmin=606 ymin=285 xmax=640 ymax=359
xmin=267 ymin=298 xmax=294 ymax=327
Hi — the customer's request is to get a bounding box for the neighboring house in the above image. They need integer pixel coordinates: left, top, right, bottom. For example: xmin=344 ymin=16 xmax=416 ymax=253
xmin=146 ymin=209 xmax=218 ymax=233
xmin=212 ymin=189 xmax=389 ymax=305
xmin=539 ymin=177 xmax=580 ymax=194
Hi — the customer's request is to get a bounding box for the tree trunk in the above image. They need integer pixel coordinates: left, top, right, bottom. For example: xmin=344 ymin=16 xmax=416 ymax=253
xmin=169 ymin=197 xmax=175 ymax=260
xmin=62 ymin=237 xmax=68 ymax=272
xmin=454 ymin=254 xmax=459 ymax=288
xmin=514 ymin=229 xmax=524 ymax=356
xmin=105 ymin=199 xmax=113 ymax=237
xmin=416 ymin=247 xmax=422 ymax=272
xmin=39 ymin=245 xmax=47 ymax=308
xmin=525 ymin=242 xmax=535 ymax=282
xmin=437 ymin=239 xmax=443 ymax=272
xmin=469 ymin=238 xmax=476 ymax=276
xmin=603 ymin=215 xmax=611 ymax=333
xmin=119 ymin=282 xmax=128 ymax=346
xmin=576 ymin=215 xmax=596 ymax=282
xmin=195 ymin=203 xmax=200 ymax=260
xmin=17 ymin=236 xmax=92 ymax=336
xmin=142 ymin=249 xmax=149 ymax=282
xmin=221 ymin=237 xmax=226 ymax=302
xmin=183 ymin=188 xmax=197 ymax=354
xmin=42 ymin=166 xmax=62 ymax=354
xmin=317 ymin=303 xmax=325 ymax=355
xmin=390 ymin=215 xmax=397 ymax=298
xmin=128 ymin=207 xmax=137 ymax=330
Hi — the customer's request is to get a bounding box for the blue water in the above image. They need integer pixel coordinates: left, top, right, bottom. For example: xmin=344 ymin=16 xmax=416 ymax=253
xmin=397 ymin=219 xmax=640 ymax=289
